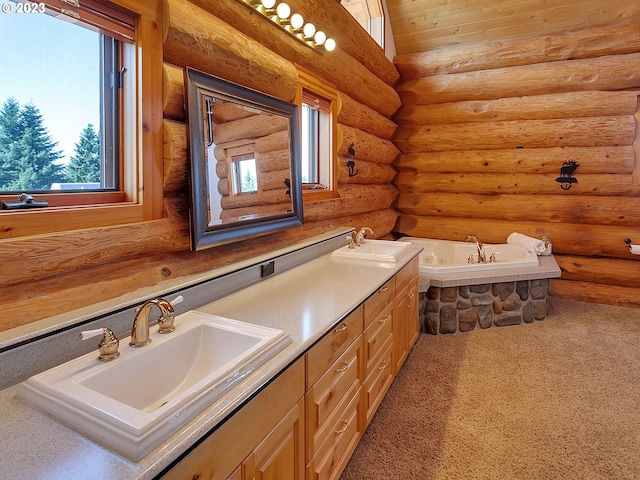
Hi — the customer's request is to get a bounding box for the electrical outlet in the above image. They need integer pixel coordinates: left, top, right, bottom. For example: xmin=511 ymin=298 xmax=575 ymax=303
xmin=261 ymin=261 xmax=275 ymax=277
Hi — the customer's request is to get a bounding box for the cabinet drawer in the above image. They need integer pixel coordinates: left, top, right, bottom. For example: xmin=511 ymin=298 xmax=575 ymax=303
xmin=306 ymin=387 xmax=362 ymax=480
xmin=364 ymin=278 xmax=395 ymax=328
xmin=363 ymin=304 xmax=393 ymax=376
xmin=363 ymin=336 xmax=394 ymax=426
xmin=306 ymin=306 xmax=363 ymax=388
xmin=305 ymin=338 xmax=362 ymax=461
xmin=396 ymin=256 xmax=419 ymax=292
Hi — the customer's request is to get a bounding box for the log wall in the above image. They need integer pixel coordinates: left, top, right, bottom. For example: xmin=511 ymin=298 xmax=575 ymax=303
xmin=0 ymin=0 xmax=401 ymax=331
xmin=392 ymin=19 xmax=640 ymax=308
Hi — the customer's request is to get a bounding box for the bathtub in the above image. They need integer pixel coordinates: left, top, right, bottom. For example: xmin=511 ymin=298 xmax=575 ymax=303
xmin=401 ymin=237 xmax=539 ymax=274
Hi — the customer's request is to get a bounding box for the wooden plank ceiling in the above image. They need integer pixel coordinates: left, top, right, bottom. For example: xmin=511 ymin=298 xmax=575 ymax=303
xmin=386 ymin=0 xmax=640 ymax=55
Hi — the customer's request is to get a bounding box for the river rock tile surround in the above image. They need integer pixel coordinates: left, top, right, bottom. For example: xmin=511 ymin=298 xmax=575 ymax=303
xmin=421 ymin=279 xmax=551 ymax=334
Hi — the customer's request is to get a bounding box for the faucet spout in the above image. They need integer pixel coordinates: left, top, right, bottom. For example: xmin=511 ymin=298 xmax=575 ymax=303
xmin=356 ymin=227 xmax=374 ymax=246
xmin=465 ymin=234 xmax=487 ymax=263
xmin=130 ymin=297 xmax=175 ymax=348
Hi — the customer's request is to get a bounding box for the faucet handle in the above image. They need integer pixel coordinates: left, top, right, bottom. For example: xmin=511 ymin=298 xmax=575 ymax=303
xmin=157 ymin=295 xmax=183 ymax=334
xmin=80 ymin=327 xmax=120 ymax=362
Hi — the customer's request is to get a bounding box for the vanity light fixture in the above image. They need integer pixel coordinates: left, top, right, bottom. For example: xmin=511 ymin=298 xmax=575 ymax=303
xmin=240 ymin=0 xmax=336 ymax=51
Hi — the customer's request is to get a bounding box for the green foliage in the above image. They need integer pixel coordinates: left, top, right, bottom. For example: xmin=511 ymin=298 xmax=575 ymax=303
xmin=66 ymin=124 xmax=100 ymax=183
xmin=0 ymin=97 xmax=65 ymax=190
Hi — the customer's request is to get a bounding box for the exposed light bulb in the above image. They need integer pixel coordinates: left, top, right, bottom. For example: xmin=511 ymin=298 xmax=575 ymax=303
xmin=314 ymin=30 xmax=326 ymax=45
xmin=303 ymin=22 xmax=316 ymax=39
xmin=276 ymin=2 xmax=290 ymax=20
xmin=324 ymin=38 xmax=336 ymax=51
xmin=261 ymin=0 xmax=276 ymax=8
xmin=290 ymin=13 xmax=304 ymax=30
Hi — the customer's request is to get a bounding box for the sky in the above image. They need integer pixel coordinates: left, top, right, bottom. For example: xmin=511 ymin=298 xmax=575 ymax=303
xmin=0 ymin=4 xmax=100 ymax=164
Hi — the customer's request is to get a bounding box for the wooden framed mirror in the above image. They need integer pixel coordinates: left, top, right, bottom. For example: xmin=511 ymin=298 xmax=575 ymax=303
xmin=184 ymin=67 xmax=304 ymax=251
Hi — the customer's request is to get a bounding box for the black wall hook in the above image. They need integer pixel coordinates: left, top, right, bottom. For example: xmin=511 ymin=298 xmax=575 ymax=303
xmin=347 ymin=143 xmax=359 ymax=177
xmin=555 ymin=160 xmax=579 ymax=190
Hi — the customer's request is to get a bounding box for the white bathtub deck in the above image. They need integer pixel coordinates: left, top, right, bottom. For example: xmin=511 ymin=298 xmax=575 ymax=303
xmin=418 ymin=255 xmax=561 ymax=292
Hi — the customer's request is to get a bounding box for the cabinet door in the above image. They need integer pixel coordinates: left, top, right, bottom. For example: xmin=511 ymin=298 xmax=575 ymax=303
xmin=393 ymin=276 xmax=419 ymax=373
xmin=244 ymin=399 xmax=305 ymax=480
xmin=162 ymin=360 xmax=304 ymax=480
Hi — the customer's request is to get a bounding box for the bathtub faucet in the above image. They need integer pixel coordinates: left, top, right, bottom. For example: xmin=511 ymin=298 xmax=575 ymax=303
xmin=465 ymin=234 xmax=487 ymax=263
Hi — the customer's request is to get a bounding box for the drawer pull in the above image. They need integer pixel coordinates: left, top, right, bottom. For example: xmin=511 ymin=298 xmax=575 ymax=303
xmin=378 ymin=361 xmax=388 ymax=371
xmin=334 ymin=322 xmax=348 ymax=333
xmin=335 ymin=419 xmax=349 ymax=435
xmin=408 ymin=292 xmax=415 ymax=306
xmin=378 ymin=314 xmax=389 ymax=324
xmin=335 ymin=362 xmax=349 ymax=373
xmin=379 ymin=285 xmax=388 ymax=293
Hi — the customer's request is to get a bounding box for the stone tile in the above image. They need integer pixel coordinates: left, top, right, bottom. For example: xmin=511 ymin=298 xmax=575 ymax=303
xmin=440 ymin=305 xmax=457 ymax=333
xmin=459 ymin=309 xmax=477 ymax=332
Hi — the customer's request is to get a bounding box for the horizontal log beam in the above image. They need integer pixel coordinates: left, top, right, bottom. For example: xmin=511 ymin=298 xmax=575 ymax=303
xmin=394 ymin=19 xmax=640 ymax=79
xmin=339 ymin=125 xmax=400 ymax=165
xmin=337 ymin=158 xmax=397 ymax=185
xmin=162 ymin=119 xmax=189 ymax=193
xmin=213 ymin=115 xmax=288 ymax=145
xmin=0 ymin=218 xmax=190 ymax=290
xmin=163 ymin=62 xmax=185 ymax=120
xmin=394 ymin=193 xmax=640 ymax=227
xmin=163 ymin=0 xmax=299 ymax=102
xmin=173 ymin=0 xmax=400 ymax=117
xmin=393 ymin=215 xmax=640 ymax=259
xmin=394 ymin=91 xmax=639 ymax=126
xmin=192 ymin=0 xmax=399 ymax=88
xmin=550 ymin=279 xmax=640 ymax=308
xmin=394 ymin=116 xmax=635 ymax=152
xmin=555 ymin=255 xmax=640 ymax=288
xmin=394 ymin=147 xmax=634 ymax=174
xmin=394 ymin=173 xmax=640 ymax=196
xmin=396 ymin=52 xmax=640 ymax=105
xmin=304 ymin=184 xmax=398 ymax=222
xmin=338 ymin=92 xmax=397 ymax=140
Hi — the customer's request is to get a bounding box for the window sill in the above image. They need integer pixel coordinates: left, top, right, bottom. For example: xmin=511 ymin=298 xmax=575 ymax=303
xmin=0 ymin=202 xmax=148 ymax=239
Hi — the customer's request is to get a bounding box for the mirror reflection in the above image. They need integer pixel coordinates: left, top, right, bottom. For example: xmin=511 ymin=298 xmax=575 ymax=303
xmin=185 ymin=67 xmax=303 ymax=251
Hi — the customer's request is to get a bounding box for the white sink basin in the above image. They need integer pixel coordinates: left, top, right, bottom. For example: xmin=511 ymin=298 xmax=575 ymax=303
xmin=17 ymin=311 xmax=291 ymax=460
xmin=331 ymin=239 xmax=412 ymax=263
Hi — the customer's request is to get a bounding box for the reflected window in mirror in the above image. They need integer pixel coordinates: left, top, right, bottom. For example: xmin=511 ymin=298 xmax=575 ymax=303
xmin=230 ymin=148 xmax=258 ymax=196
xmin=296 ymin=68 xmax=338 ymax=201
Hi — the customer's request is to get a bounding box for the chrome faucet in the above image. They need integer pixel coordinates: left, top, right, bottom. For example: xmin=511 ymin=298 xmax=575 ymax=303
xmin=130 ymin=297 xmax=176 ymax=347
xmin=465 ymin=234 xmax=487 ymax=263
xmin=356 ymin=227 xmax=374 ymax=246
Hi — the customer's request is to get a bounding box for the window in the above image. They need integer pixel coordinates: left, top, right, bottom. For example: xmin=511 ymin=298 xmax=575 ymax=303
xmin=231 ymin=152 xmax=258 ymax=195
xmin=0 ymin=0 xmax=163 ymax=237
xmin=341 ymin=0 xmax=385 ymax=48
xmin=296 ymin=68 xmax=338 ymax=201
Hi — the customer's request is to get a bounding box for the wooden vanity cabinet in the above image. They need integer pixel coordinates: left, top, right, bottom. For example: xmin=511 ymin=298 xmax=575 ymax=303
xmin=161 ymin=256 xmax=420 ymax=480
xmin=393 ymin=258 xmax=420 ymax=373
xmin=161 ymin=359 xmax=305 ymax=480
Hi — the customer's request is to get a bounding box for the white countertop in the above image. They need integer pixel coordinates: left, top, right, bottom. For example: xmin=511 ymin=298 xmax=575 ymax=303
xmin=0 ymin=243 xmax=421 ymax=480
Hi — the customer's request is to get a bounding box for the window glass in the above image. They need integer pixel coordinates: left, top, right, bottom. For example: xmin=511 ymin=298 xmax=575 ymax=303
xmin=232 ymin=155 xmax=258 ymax=195
xmin=300 ymin=87 xmax=334 ymax=195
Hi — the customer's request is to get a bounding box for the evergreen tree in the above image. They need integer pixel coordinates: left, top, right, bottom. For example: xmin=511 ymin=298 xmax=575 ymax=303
xmin=66 ymin=124 xmax=100 ymax=183
xmin=0 ymin=98 xmax=65 ymax=190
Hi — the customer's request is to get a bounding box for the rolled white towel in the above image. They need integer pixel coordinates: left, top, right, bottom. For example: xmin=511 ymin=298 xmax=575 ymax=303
xmin=507 ymin=232 xmax=546 ymax=254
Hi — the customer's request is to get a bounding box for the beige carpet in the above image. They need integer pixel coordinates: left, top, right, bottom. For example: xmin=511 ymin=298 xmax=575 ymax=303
xmin=341 ymin=298 xmax=640 ymax=480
